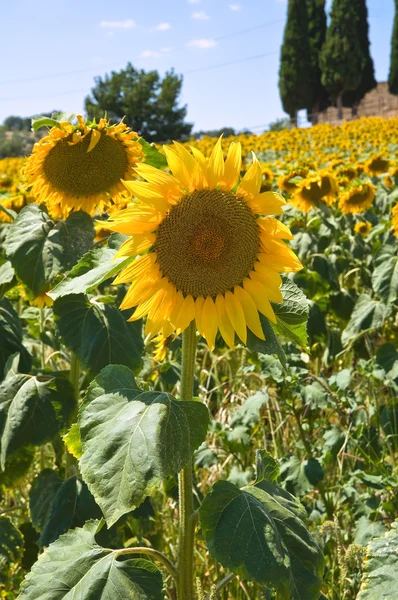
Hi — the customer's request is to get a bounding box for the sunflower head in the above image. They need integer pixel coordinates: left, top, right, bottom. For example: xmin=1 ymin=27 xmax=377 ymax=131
xmin=338 ymin=182 xmax=375 ymax=215
xmin=278 ymin=168 xmax=309 ymax=192
xmin=104 ymin=138 xmax=302 ymax=349
xmin=291 ymin=171 xmax=337 ymax=212
xmin=364 ymin=155 xmax=390 ymax=176
xmin=25 ymin=115 xmax=143 ymax=218
xmin=354 ymin=220 xmax=372 ymax=237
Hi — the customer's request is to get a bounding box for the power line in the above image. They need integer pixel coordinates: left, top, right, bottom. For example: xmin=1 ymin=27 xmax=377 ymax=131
xmin=0 ymin=51 xmax=278 ymax=104
xmin=0 ymin=19 xmax=283 ymax=87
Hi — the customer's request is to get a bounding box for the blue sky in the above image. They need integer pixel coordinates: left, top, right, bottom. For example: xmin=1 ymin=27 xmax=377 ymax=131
xmin=0 ymin=0 xmax=394 ymax=132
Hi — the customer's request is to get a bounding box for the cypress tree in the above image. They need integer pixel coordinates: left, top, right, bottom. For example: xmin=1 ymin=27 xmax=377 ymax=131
xmin=306 ymin=0 xmax=329 ymax=123
xmin=343 ymin=0 xmax=376 ymax=114
xmin=389 ymin=0 xmax=398 ymax=95
xmin=320 ymin=0 xmax=365 ymax=119
xmin=279 ymin=0 xmax=314 ymax=126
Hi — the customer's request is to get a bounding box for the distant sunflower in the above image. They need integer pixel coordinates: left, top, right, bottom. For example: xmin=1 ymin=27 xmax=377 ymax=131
xmin=104 ymin=139 xmax=302 ymax=349
xmin=25 ymin=116 xmax=142 ymax=217
xmin=291 ymin=171 xmax=338 ymax=212
xmin=392 ymin=202 xmax=398 ymax=237
xmin=354 ymin=220 xmax=372 ymax=237
xmin=278 ymin=168 xmax=309 ymax=192
xmin=339 ymin=183 xmax=375 ymax=214
xmin=364 ymin=155 xmax=390 ymax=176
xmin=260 ymin=166 xmax=274 ymax=192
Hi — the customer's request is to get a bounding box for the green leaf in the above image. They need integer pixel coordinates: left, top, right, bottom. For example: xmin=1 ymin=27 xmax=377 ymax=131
xmin=78 ymin=365 xmax=210 ymax=526
xmin=357 ymin=520 xmax=398 ymax=599
xmin=29 ymin=470 xmax=102 ymax=546
xmin=0 ymin=516 xmax=23 ymax=583
xmin=255 ymin=449 xmax=280 ymax=483
xmin=372 ymin=246 xmax=398 ymax=303
xmin=5 ymin=205 xmax=94 ymax=296
xmin=246 ymin=313 xmax=287 ymax=369
xmin=272 ymin=279 xmax=309 ymax=347
xmin=200 ymin=480 xmax=324 ymax=599
xmin=18 ymin=521 xmax=163 ymax=600
xmin=342 ymin=294 xmax=389 ymax=346
xmin=138 ymin=139 xmax=168 ymax=168
xmin=0 ymin=299 xmax=32 ymax=379
xmin=53 ymin=294 xmax=144 ymax=373
xmin=0 ymin=261 xmax=15 ymax=298
xmin=31 ymin=115 xmax=62 ymax=132
xmin=0 ymin=202 xmax=16 ymax=221
xmin=63 ymin=423 xmax=82 ymax=459
xmin=230 ymin=391 xmax=269 ymax=428
xmin=280 ymin=456 xmax=324 ymax=495
xmin=353 ymin=516 xmax=387 ymax=547
xmin=49 ymin=244 xmax=135 ymax=300
xmin=0 ymin=375 xmax=76 ymax=468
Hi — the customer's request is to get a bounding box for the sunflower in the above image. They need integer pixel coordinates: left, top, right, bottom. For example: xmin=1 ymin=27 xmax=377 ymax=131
xmin=353 ymin=220 xmax=372 ymax=237
xmin=104 ymin=139 xmax=302 ymax=349
xmin=392 ymin=202 xmax=398 ymax=237
xmin=278 ymin=168 xmax=309 ymax=192
xmin=260 ymin=166 xmax=274 ymax=192
xmin=25 ymin=116 xmax=143 ymax=217
xmin=338 ymin=182 xmax=375 ymax=214
xmin=291 ymin=171 xmax=338 ymax=212
xmin=364 ymin=155 xmax=390 ymax=176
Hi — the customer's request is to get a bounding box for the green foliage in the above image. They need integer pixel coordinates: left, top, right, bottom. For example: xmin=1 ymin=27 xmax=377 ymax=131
xmin=389 ymin=0 xmax=398 ymax=95
xmin=0 ymin=299 xmax=32 ymax=378
xmin=18 ymin=521 xmax=164 ymax=600
xmin=342 ymin=294 xmax=389 ymax=345
xmin=5 ymin=205 xmax=94 ymax=296
xmin=85 ymin=63 xmax=192 ymax=142
xmin=0 ymin=516 xmax=23 ymax=583
xmin=78 ymin=365 xmax=210 ymax=525
xmin=279 ymin=0 xmax=314 ymax=117
xmin=357 ymin=520 xmax=398 ymax=598
xmin=53 ymin=294 xmax=144 ymax=374
xmin=0 ymin=374 xmax=75 ymax=468
xmin=320 ymin=0 xmax=365 ymax=100
xmin=200 ymin=478 xmax=324 ymax=599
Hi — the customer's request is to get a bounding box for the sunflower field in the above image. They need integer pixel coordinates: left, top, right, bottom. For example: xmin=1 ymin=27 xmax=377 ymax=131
xmin=1 ymin=114 xmax=398 ymax=600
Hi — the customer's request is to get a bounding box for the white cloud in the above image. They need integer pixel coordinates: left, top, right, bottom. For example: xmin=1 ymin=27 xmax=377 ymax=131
xmin=140 ymin=47 xmax=171 ymax=58
xmin=229 ymin=3 xmax=241 ymax=10
xmin=100 ymin=19 xmax=136 ymax=29
xmin=192 ymin=10 xmax=210 ymax=20
xmin=156 ymin=22 xmax=171 ymax=30
xmin=187 ymin=38 xmax=217 ymax=49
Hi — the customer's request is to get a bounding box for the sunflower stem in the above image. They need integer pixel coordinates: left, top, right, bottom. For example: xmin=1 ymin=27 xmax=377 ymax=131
xmin=177 ymin=321 xmax=197 ymax=600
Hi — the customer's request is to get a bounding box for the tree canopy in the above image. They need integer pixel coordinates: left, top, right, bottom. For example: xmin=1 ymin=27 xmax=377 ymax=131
xmin=84 ymin=63 xmax=192 ymax=142
xmin=279 ymin=0 xmax=314 ymax=120
xmin=389 ymin=0 xmax=398 ymax=94
xmin=306 ymin=0 xmax=330 ymax=121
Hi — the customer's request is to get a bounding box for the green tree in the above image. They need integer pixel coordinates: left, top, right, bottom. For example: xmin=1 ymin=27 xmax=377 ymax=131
xmin=85 ymin=63 xmax=192 ymax=142
xmin=320 ymin=0 xmax=365 ymax=119
xmin=306 ymin=0 xmax=330 ymax=124
xmin=279 ymin=0 xmax=314 ymax=126
xmin=389 ymin=0 xmax=398 ymax=94
xmin=343 ymin=0 xmax=376 ymax=114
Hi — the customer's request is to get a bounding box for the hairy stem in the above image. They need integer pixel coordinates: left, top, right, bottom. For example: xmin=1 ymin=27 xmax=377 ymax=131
xmin=116 ymin=547 xmax=179 ymax=581
xmin=177 ymin=321 xmax=197 ymax=600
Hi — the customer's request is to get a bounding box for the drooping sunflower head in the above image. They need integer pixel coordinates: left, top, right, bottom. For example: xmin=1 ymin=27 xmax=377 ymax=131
xmin=104 ymin=139 xmax=302 ymax=349
xmin=25 ymin=116 xmax=143 ymax=218
xmin=291 ymin=171 xmax=337 ymax=212
xmin=338 ymin=182 xmax=375 ymax=215
xmin=364 ymin=155 xmax=390 ymax=176
xmin=354 ymin=220 xmax=372 ymax=237
xmin=278 ymin=168 xmax=309 ymax=193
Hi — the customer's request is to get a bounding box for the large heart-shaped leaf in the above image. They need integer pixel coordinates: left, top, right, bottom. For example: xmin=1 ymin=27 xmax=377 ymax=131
xmin=78 ymin=365 xmax=209 ymax=526
xmin=18 ymin=521 xmax=163 ymax=600
xmin=200 ymin=479 xmax=324 ymax=599
xmin=0 ymin=299 xmax=32 ymax=380
xmin=372 ymin=245 xmax=398 ymax=304
xmin=357 ymin=520 xmax=398 ymax=599
xmin=53 ymin=294 xmax=143 ymax=373
xmin=342 ymin=293 xmax=389 ymax=346
xmin=5 ymin=205 xmax=94 ymax=296
xmin=272 ymin=279 xmax=309 ymax=347
xmin=0 ymin=375 xmax=76 ymax=468
xmin=29 ymin=469 xmax=102 ymax=546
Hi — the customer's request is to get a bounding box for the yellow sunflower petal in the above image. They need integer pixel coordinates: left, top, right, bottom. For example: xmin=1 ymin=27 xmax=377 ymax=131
xmin=221 ymin=142 xmax=241 ymax=190
xmin=258 ymin=217 xmax=293 ymax=240
xmin=123 ymin=181 xmax=170 ymax=211
xmin=234 ymin=285 xmax=265 ymax=340
xmin=202 ymin=296 xmax=219 ymax=350
xmin=87 ymin=129 xmax=101 ymax=153
xmin=175 ymin=294 xmax=196 ymax=333
xmin=250 ymin=270 xmax=283 ymax=303
xmin=237 ymin=153 xmax=262 ymax=198
xmin=224 ymin=290 xmax=247 ymax=344
xmin=215 ymin=294 xmax=235 ymax=348
xmin=113 ymin=253 xmax=157 ymax=285
xmin=207 ymin=137 xmax=225 ymax=188
xmin=114 ymin=234 xmax=155 ymax=259
xmin=195 ymin=296 xmax=205 ymax=338
xmin=247 ymin=192 xmax=285 ymax=216
xmin=164 ymin=144 xmax=200 ymax=192
xmin=243 ymin=278 xmax=277 ymax=324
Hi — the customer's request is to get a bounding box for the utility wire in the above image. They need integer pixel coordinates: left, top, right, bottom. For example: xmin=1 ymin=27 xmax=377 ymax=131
xmin=0 ymin=19 xmax=283 ymax=86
